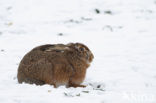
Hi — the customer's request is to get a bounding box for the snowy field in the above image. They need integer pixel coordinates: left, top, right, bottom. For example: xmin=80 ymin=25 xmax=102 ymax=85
xmin=0 ymin=0 xmax=156 ymax=103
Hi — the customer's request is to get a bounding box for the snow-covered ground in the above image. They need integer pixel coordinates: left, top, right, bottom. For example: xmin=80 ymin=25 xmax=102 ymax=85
xmin=0 ymin=0 xmax=156 ymax=103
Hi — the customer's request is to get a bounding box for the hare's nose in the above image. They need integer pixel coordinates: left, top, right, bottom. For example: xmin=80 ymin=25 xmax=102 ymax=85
xmin=86 ymin=52 xmax=89 ymax=60
xmin=88 ymin=52 xmax=94 ymax=62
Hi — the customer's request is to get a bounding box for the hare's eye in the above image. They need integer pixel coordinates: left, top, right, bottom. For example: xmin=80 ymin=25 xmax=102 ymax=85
xmin=79 ymin=47 xmax=84 ymax=51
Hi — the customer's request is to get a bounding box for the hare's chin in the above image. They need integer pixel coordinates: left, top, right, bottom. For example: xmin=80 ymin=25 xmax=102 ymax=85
xmin=86 ymin=60 xmax=90 ymax=65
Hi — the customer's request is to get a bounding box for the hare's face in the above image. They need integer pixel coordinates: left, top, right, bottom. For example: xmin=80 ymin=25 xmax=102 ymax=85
xmin=73 ymin=43 xmax=94 ymax=63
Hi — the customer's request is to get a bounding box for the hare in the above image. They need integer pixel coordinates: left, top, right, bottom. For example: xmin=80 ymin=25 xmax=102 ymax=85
xmin=17 ymin=43 xmax=94 ymax=88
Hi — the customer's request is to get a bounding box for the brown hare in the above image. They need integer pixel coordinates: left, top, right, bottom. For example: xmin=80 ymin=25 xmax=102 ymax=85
xmin=17 ymin=43 xmax=94 ymax=88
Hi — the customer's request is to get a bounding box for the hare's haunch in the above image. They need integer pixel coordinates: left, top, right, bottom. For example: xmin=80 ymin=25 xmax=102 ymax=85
xmin=17 ymin=43 xmax=94 ymax=88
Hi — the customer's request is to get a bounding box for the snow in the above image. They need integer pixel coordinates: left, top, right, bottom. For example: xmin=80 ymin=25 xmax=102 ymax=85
xmin=0 ymin=0 xmax=156 ymax=103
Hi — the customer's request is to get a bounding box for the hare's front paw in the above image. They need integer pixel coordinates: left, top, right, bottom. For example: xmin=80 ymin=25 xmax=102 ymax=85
xmin=68 ymin=83 xmax=86 ymax=88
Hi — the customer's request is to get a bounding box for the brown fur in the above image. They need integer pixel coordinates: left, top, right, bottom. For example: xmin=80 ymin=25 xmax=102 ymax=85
xmin=17 ymin=43 xmax=94 ymax=88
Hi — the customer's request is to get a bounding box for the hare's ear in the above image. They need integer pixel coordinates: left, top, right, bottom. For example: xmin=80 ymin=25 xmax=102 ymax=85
xmin=75 ymin=43 xmax=85 ymax=52
xmin=74 ymin=43 xmax=80 ymax=50
xmin=67 ymin=43 xmax=74 ymax=46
